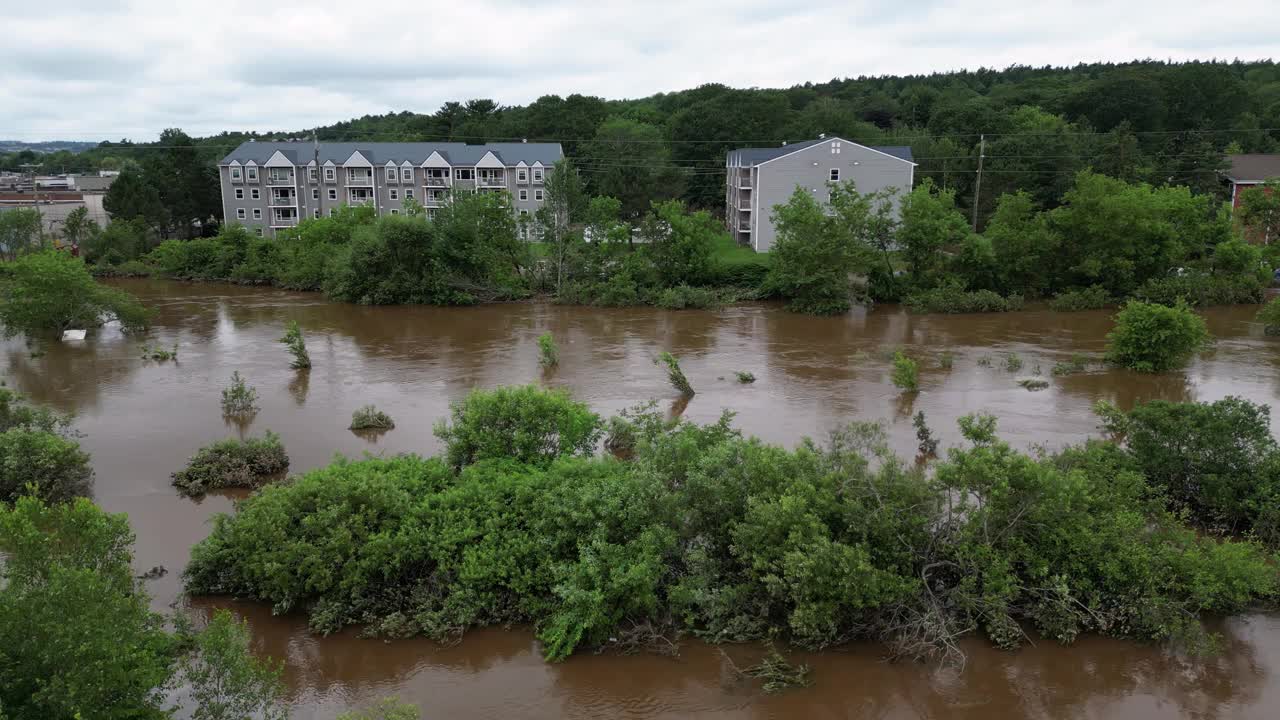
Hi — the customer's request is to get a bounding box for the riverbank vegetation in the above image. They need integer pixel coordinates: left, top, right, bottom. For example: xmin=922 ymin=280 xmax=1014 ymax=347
xmin=171 ymin=431 xmax=289 ymax=497
xmin=0 ymin=388 xmax=92 ymax=506
xmin=183 ymin=385 xmax=1280 ymax=668
xmin=0 ymin=250 xmax=150 ymax=337
xmin=1105 ymin=300 xmax=1209 ymax=372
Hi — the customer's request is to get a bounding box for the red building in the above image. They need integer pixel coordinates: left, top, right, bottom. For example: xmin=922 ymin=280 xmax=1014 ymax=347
xmin=1226 ymin=154 xmax=1280 ymax=209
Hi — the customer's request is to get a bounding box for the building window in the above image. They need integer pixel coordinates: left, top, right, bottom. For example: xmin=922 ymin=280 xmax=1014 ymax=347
xmin=829 ymin=168 xmax=840 ymax=182
xmin=312 ymin=188 xmax=319 ymax=200
xmin=325 ymin=167 xmax=335 ymax=181
xmin=426 ymin=208 xmax=437 ymax=219
xmin=517 ymin=169 xmax=527 ymax=182
xmin=404 ymin=189 xmax=413 ymax=199
xmin=313 ymin=208 xmax=320 ymax=218
xmin=532 ymin=169 xmax=543 ymax=182
xmin=329 ymin=208 xmax=336 ymax=217
xmin=246 ymin=167 xmax=258 ymax=181
xmin=328 ymin=188 xmax=337 ymax=200
xmin=454 ymin=168 xmax=473 ymax=180
xmin=519 ymin=208 xmax=529 ymax=216
xmin=250 ymin=188 xmax=260 ymax=200
xmin=534 ymin=189 xmax=544 ymax=201
xmin=230 ymin=167 xmax=242 ymax=181
xmin=390 ymin=189 xmax=399 ymax=200
xmin=402 ymin=168 xmax=412 ymax=182
xmin=390 ymin=208 xmax=399 ymax=215
xmin=236 ymin=208 xmax=246 ymax=220
xmin=309 ymin=167 xmax=317 ymax=182
xmin=385 ymin=167 xmax=396 ymax=182
xmin=518 ymin=189 xmax=528 ymax=201
xmin=255 ymin=227 xmax=263 ymax=237
xmin=252 ymin=208 xmax=262 ymax=220
xmin=234 ymin=188 xmax=244 ymax=200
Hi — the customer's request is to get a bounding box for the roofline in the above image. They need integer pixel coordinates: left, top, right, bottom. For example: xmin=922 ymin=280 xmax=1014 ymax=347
xmin=746 ymin=137 xmax=917 ymax=169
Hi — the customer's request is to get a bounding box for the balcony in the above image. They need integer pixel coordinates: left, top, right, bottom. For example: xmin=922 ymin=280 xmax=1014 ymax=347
xmin=736 ymin=172 xmax=752 ymax=189
xmin=424 ymin=191 xmax=448 ymax=207
xmin=268 ymin=193 xmax=296 ymax=207
xmin=267 ymin=171 xmax=295 ymax=186
xmin=345 ymin=172 xmax=373 ymax=187
xmin=425 ymin=175 xmax=451 ymax=187
xmin=270 ymin=209 xmax=299 ymax=228
xmin=476 ymin=173 xmax=506 ymax=188
xmin=347 ymin=189 xmax=375 ymax=206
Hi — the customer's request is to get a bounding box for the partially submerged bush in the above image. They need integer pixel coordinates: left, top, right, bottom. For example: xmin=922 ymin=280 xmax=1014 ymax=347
xmin=1257 ymin=297 xmax=1280 ymax=336
xmin=1003 ymin=353 xmax=1023 ymax=372
xmin=350 ymin=405 xmax=395 ymax=431
xmin=1048 ymin=285 xmax=1110 ymax=312
xmin=904 ymin=284 xmax=1023 ymax=314
xmin=139 ymin=343 xmax=177 ymax=361
xmin=734 ymin=371 xmax=756 ymax=384
xmin=655 ymin=352 xmax=694 ymax=396
xmin=654 ymin=285 xmax=721 ymax=310
xmin=279 ymin=321 xmax=311 ymax=370
xmin=221 ymin=371 xmax=260 ymax=416
xmin=913 ymin=411 xmax=938 ymax=456
xmin=0 ymin=428 xmax=93 ymax=505
xmin=1105 ymin=300 xmax=1209 ymax=372
xmin=0 ymin=250 xmax=150 ymax=337
xmin=1051 ymin=353 xmax=1089 ymax=376
xmin=537 ymin=332 xmax=559 ymax=368
xmin=891 ymin=351 xmax=918 ymax=391
xmin=1131 ymin=273 xmax=1264 ymax=308
xmin=1017 ymin=377 xmax=1049 ymax=391
xmin=434 ymin=385 xmax=602 ymax=470
xmin=171 ymin=431 xmax=289 ymax=496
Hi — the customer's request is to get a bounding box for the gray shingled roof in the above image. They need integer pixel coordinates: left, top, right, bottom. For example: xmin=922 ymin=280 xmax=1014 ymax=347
xmin=727 ymin=138 xmax=914 ymax=166
xmin=1225 ymin=154 xmax=1280 ymax=183
xmin=219 ymin=141 xmax=563 ymax=167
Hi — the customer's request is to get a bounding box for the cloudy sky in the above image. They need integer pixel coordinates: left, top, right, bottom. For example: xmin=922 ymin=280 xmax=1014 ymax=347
xmin=3 ymin=0 xmax=1278 ymax=141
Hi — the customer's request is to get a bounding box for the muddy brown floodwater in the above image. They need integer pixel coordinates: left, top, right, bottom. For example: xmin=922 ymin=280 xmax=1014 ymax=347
xmin=5 ymin=279 xmax=1280 ymax=719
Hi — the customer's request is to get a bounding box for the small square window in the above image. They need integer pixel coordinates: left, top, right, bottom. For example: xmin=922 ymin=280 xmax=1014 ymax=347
xmin=308 ymin=167 xmax=317 ymax=182
xmin=236 ymin=208 xmax=246 ymax=219
xmin=252 ymin=208 xmax=262 ymax=220
xmin=328 ymin=188 xmax=337 ymax=200
xmin=390 ymin=208 xmax=399 ymax=215
xmin=518 ymin=189 xmax=528 ymax=201
xmin=250 ymin=188 xmax=260 ymax=200
xmin=519 ymin=208 xmax=529 ymax=216
xmin=534 ymin=189 xmax=544 ymax=201
xmin=404 ymin=189 xmax=413 ymax=199
xmin=234 ymin=188 xmax=244 ymax=199
xmin=829 ymin=168 xmax=840 ymax=182
xmin=312 ymin=188 xmax=319 ymax=200
xmin=390 ymin=189 xmax=399 ymax=200
xmin=402 ymin=168 xmax=412 ymax=181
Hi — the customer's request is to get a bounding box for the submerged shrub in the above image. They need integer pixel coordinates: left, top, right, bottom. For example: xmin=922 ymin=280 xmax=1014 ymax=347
xmin=171 ymin=431 xmax=288 ymax=496
xmin=904 ymin=284 xmax=1023 ymax=314
xmin=1051 ymin=353 xmax=1089 ymax=376
xmin=350 ymin=405 xmax=395 ymax=431
xmin=434 ymin=385 xmax=602 ymax=470
xmin=537 ymin=332 xmax=559 ymax=368
xmin=1048 ymin=285 xmax=1111 ymax=312
xmin=654 ymin=285 xmax=721 ymax=310
xmin=913 ymin=411 xmax=938 ymax=456
xmin=1257 ymin=297 xmax=1280 ymax=336
xmin=220 ymin=371 xmax=260 ymax=416
xmin=891 ymin=351 xmax=918 ymax=391
xmin=1131 ymin=273 xmax=1264 ymax=308
xmin=655 ymin=352 xmax=695 ymax=396
xmin=0 ymin=428 xmax=93 ymax=505
xmin=1105 ymin=300 xmax=1209 ymax=372
xmin=1003 ymin=353 xmax=1023 ymax=372
xmin=139 ymin=343 xmax=177 ymax=361
xmin=734 ymin=371 xmax=756 ymax=384
xmin=279 ymin=321 xmax=311 ymax=370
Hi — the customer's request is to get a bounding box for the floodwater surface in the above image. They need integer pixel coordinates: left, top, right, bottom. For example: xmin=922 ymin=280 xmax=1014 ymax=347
xmin=5 ymin=279 xmax=1280 ymax=719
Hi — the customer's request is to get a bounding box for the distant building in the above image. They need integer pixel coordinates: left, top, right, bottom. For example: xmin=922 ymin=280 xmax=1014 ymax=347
xmin=0 ymin=191 xmax=109 ymax=239
xmin=1225 ymin=154 xmax=1280 ymax=209
xmin=725 ymin=136 xmax=915 ymax=252
xmin=216 ymin=141 xmax=563 ymax=237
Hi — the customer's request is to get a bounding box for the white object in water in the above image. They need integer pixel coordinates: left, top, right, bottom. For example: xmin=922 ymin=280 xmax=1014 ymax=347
xmin=61 ymin=329 xmax=87 ymax=341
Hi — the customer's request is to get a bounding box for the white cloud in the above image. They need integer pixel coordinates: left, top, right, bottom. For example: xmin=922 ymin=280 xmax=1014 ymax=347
xmin=2 ymin=0 xmax=1277 ymax=140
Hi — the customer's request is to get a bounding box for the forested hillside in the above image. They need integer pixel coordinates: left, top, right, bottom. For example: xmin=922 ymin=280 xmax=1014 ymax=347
xmin=5 ymin=60 xmax=1279 ymax=224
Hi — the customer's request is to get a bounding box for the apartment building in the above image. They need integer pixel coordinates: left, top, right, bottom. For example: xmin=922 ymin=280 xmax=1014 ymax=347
xmin=725 ymin=136 xmax=915 ymax=252
xmin=217 ymin=141 xmax=563 ymax=237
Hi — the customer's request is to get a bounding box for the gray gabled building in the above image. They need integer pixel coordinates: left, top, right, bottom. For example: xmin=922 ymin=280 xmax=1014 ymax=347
xmin=217 ymin=140 xmax=563 ymax=237
xmin=726 ymin=136 xmax=915 ymax=252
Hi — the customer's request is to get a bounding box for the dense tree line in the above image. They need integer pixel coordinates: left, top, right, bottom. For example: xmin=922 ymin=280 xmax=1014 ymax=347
xmin=5 ymin=60 xmax=1279 ymax=226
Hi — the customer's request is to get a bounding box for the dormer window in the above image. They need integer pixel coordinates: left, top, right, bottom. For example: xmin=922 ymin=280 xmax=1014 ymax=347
xmin=517 ymin=169 xmax=528 ymax=182
xmin=532 ymin=168 xmax=543 ymax=182
xmin=246 ymin=166 xmax=258 ymax=182
xmin=385 ymin=167 xmax=396 ymax=182
xmin=230 ymin=167 xmax=242 ymax=181
xmin=401 ymin=168 xmax=412 ymax=182
xmin=325 ymin=167 xmax=336 ymax=182
xmin=308 ymin=167 xmax=317 ymax=182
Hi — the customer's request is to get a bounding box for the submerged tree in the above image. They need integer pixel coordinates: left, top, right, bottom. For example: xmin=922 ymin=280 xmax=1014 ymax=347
xmin=279 ymin=321 xmax=311 ymax=369
xmin=655 ymin=351 xmax=695 ymax=396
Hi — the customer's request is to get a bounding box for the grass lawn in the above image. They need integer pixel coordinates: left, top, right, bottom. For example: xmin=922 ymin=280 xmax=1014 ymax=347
xmin=711 ymin=235 xmax=770 ymax=268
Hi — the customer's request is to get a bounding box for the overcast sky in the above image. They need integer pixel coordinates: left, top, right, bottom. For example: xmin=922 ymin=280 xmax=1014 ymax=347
xmin=3 ymin=0 xmax=1278 ymax=141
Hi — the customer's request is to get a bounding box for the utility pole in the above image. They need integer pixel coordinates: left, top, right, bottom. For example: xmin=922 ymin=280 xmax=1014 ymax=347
xmin=313 ymin=131 xmax=323 ymax=220
xmin=970 ymin=134 xmax=985 ymax=232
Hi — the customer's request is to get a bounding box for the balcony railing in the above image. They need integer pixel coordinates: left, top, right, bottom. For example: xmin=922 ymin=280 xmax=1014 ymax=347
xmin=270 ymin=213 xmax=299 ymax=228
xmin=267 ymin=172 xmax=295 ymax=185
xmin=268 ymin=194 xmax=296 ymax=207
xmin=345 ymin=174 xmax=373 ymax=187
xmin=476 ymin=175 xmax=506 ymax=188
xmin=737 ymin=173 xmax=752 ymax=188
xmin=347 ymin=192 xmax=375 ymax=205
xmin=425 ymin=176 xmax=451 ymax=187
xmin=424 ymin=194 xmax=447 ymax=207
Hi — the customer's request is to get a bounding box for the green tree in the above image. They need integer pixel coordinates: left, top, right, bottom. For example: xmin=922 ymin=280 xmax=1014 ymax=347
xmin=983 ymin=192 xmax=1061 ymax=295
xmin=1237 ymin=179 xmax=1280 ymax=244
xmin=433 ymin=385 xmax=602 ymax=470
xmin=644 ymin=200 xmax=719 ymax=288
xmin=177 ymin=610 xmax=286 ymax=720
xmin=581 ymin=117 xmax=683 ymax=217
xmin=144 ymin=128 xmax=220 ymax=239
xmin=897 ymin=180 xmax=970 ymax=286
xmin=0 ymin=428 xmax=93 ymax=505
xmin=85 ymin=218 xmax=149 ymax=265
xmin=0 ymin=250 xmax=150 ymax=337
xmin=766 ymin=184 xmax=880 ymax=314
xmin=103 ymin=168 xmax=164 ymax=231
xmin=61 ymin=206 xmax=97 ymax=248
xmin=0 ymin=208 xmax=45 ymax=261
xmin=1105 ymin=300 xmax=1209 ymax=372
